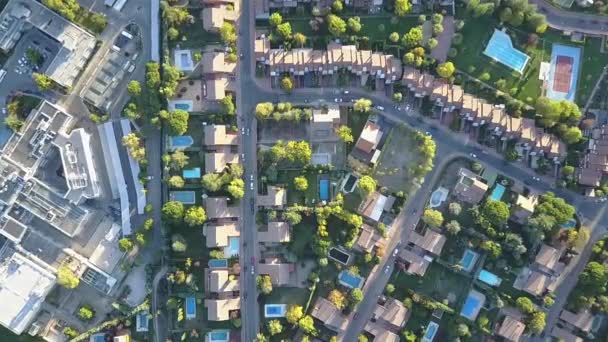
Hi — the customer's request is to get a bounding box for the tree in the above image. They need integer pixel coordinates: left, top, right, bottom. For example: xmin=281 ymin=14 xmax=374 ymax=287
xmin=562 ymin=165 xmax=575 ymax=177
xmin=394 ymin=0 xmax=412 ymax=16
xmin=579 ymin=261 xmax=608 ymax=290
xmin=63 ymin=327 xmax=79 ymax=338
xmin=162 ymin=201 xmax=184 ymax=224
xmin=328 ymin=289 xmax=347 ymax=309
xmin=562 ymin=126 xmax=582 ymax=144
xmin=535 ymin=192 xmax=575 ymax=225
xmin=169 ymin=151 xmax=189 ymax=170
xmin=57 ymin=265 xmax=80 ymax=289
xmin=286 ymin=305 xmax=304 ymax=324
xmin=432 ymin=13 xmax=443 ymax=24
xmin=385 ymin=283 xmax=395 ymax=294
xmin=350 ymin=288 xmax=363 ymax=304
xmin=118 ymin=237 xmax=134 ymax=252
xmin=167 ymin=110 xmax=189 ymax=135
xmin=298 ymin=315 xmax=316 ymax=335
xmin=42 ymin=0 xmax=80 ymax=21
xmin=257 ymin=275 xmax=273 ymax=294
xmin=358 ymin=175 xmax=376 ymax=195
xmin=5 ymin=114 xmax=24 ymax=132
xmin=280 ymin=77 xmax=294 ymax=92
xmin=269 ymin=12 xmax=282 ymax=27
xmin=336 ymin=125 xmax=354 ymax=143
xmin=327 ymin=14 xmax=347 ymax=36
xmin=172 ymin=234 xmax=188 ymax=252
xmin=401 ymin=27 xmax=423 ymax=48
xmin=26 ymin=48 xmax=43 ymax=66
xmin=227 ymin=178 xmax=245 ymax=199
xmin=402 ymin=330 xmax=417 ymax=342
xmin=499 ymin=7 xmax=513 ymax=22
xmin=528 ymin=311 xmax=546 ymax=333
xmin=332 ymin=0 xmax=343 ymax=12
xmin=33 ymin=73 xmax=53 ymax=90
xmin=293 ymin=32 xmax=307 ymax=46
xmin=219 ymin=22 xmax=237 ymax=45
xmin=436 ymin=62 xmax=455 ymax=79
xmin=146 ymin=62 xmax=161 ymax=88
xmin=221 ymin=95 xmax=236 ymax=115
xmin=445 ymin=220 xmax=461 ymax=235
xmin=427 ymin=37 xmax=438 ymax=49
xmin=389 ymin=32 xmax=400 ymax=43
xmin=393 ymin=92 xmax=403 ymax=102
xmin=284 ymin=210 xmax=302 ymax=225
xmin=78 ymin=306 xmax=94 ymax=320
xmin=354 ymin=98 xmax=373 ymax=112
xmin=432 ymin=23 xmax=444 ymax=35
xmin=449 ymin=202 xmax=462 ymax=216
xmin=347 ymin=16 xmax=362 ymax=33
xmin=276 ymin=22 xmax=292 ymax=40
xmin=515 ymin=297 xmax=535 ymax=314
xmin=202 ymin=173 xmax=224 ymax=192
xmin=294 ymin=176 xmax=309 ymax=191
xmin=184 ymin=206 xmax=206 ymax=227
xmin=162 ymin=4 xmax=191 ymax=27
xmin=268 ymin=320 xmax=283 ymax=336
xmin=123 ymin=102 xmax=141 ymax=120
xmin=135 ymin=232 xmax=146 ymax=245
xmin=480 ymin=240 xmax=502 ymax=258
xmin=168 ymin=175 xmax=185 ymax=188
xmin=423 ymin=209 xmax=444 ymax=228
xmin=482 ymin=200 xmax=510 ymax=226
xmin=255 ymin=102 xmax=275 ymax=119
xmin=358 ymin=336 xmax=368 ymax=342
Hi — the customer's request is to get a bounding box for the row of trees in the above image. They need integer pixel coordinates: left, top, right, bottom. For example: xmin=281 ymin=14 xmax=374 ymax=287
xmin=255 ymin=102 xmax=313 ymax=121
xmin=162 ymin=201 xmax=207 ymax=227
xmin=43 ymin=0 xmax=107 ymax=33
xmin=201 ymin=163 xmax=245 ymax=199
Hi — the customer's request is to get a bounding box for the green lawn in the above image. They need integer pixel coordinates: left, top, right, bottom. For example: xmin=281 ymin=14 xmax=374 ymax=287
xmin=263 ymin=287 xmax=310 ymax=307
xmin=288 ymin=215 xmax=317 ymax=259
xmin=577 ymin=36 xmax=608 ymax=104
xmin=171 ymin=9 xmax=221 ymax=49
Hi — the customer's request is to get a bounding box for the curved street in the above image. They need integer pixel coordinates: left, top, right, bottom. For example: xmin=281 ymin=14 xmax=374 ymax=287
xmin=530 ymin=0 xmax=608 ymax=33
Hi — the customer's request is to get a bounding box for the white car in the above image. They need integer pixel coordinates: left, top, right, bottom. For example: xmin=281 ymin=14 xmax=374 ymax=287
xmin=250 ymin=182 xmax=254 ymax=190
xmin=334 ymin=98 xmax=339 ymax=103
xmin=376 ymin=105 xmax=385 ymax=111
xmin=250 ymin=174 xmax=254 ymax=181
xmin=251 ymin=266 xmax=255 ymax=275
xmin=392 ymin=248 xmax=399 ymax=257
xmin=469 ymin=153 xmax=477 ymax=158
xmin=343 ymin=90 xmax=350 ymax=94
xmin=384 ymin=265 xmax=391 ymax=274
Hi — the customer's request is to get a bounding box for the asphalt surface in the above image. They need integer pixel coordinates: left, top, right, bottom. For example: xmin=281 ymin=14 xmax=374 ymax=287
xmin=530 ymin=0 xmax=608 ymax=34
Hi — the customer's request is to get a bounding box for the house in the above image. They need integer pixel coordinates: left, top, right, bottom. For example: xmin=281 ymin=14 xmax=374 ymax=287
xmin=408 ymin=229 xmax=446 ymax=256
xmin=203 ymin=223 xmax=240 ymax=248
xmin=204 ymin=125 xmax=238 ymax=147
xmin=559 ymin=309 xmax=594 ymax=333
xmin=397 ymin=248 xmax=431 ymax=276
xmin=354 ymin=224 xmax=386 ymax=254
xmin=534 ymin=244 xmax=564 ymax=275
xmin=310 ymin=105 xmax=340 ymax=141
xmin=578 ymin=125 xmax=608 ymax=187
xmin=257 ymin=186 xmax=287 ymax=208
xmin=514 ymin=268 xmax=555 ymax=297
xmin=310 ymin=297 xmax=348 ymax=333
xmin=205 ymin=197 xmax=240 ymax=219
xmin=202 ymin=4 xmax=237 ymax=32
xmin=353 ymin=121 xmax=384 ymax=164
xmin=496 ymin=315 xmax=526 ymax=342
xmin=453 ymin=168 xmax=489 ymax=204
xmin=205 ymin=298 xmax=240 ymax=321
xmin=358 ymin=191 xmax=395 ymax=222
xmin=258 ymin=221 xmax=291 ymax=243
xmin=202 ymin=52 xmax=237 ymax=74
xmin=206 ymin=269 xmax=239 ymax=293
xmin=257 ymin=258 xmax=294 ymax=285
xmin=204 ymin=152 xmax=239 ymax=173
xmin=365 ymin=297 xmax=410 ymax=335
xmin=113 ymin=335 xmax=130 ymax=342
xmin=551 ymin=326 xmax=584 ymax=342
xmin=510 ymin=193 xmax=538 ymax=224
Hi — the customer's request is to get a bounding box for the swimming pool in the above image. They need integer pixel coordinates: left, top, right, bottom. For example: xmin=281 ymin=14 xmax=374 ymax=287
xmin=264 ymin=304 xmax=287 ymax=318
xmin=208 ymin=259 xmax=228 ymax=268
xmin=136 ymin=312 xmax=149 ymax=332
xmin=170 ymin=191 xmax=196 ymax=204
xmin=477 ymin=269 xmax=502 ymax=286
xmin=338 ymin=270 xmax=364 ymax=289
xmin=429 ymin=187 xmax=449 ymax=208
xmin=423 ymin=321 xmax=439 ymax=342
xmin=169 ymin=135 xmax=193 ymax=150
xmin=328 ymin=247 xmax=351 ymax=265
xmin=185 ymin=296 xmax=196 ymax=319
xmin=483 ymin=29 xmax=530 ymax=73
xmin=319 ymin=178 xmax=329 ymax=201
xmin=561 ymin=218 xmax=576 ymax=230
xmin=224 ymin=237 xmax=239 ymax=257
xmin=489 ymin=184 xmax=505 ymax=202
xmin=208 ymin=330 xmax=230 ymax=342
xmin=460 ymin=291 xmax=485 ymax=321
xmin=183 ymin=167 xmax=201 ymax=179
xmin=175 ymin=102 xmax=192 ymax=111
xmin=459 ymin=249 xmax=479 ymax=273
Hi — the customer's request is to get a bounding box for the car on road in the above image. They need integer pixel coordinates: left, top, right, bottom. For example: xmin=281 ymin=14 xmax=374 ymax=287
xmin=343 ymin=90 xmax=349 ymax=95
xmin=353 ymin=312 xmax=359 ymax=319
xmin=392 ymin=248 xmax=399 ymax=257
xmin=250 ymin=174 xmax=254 ymax=181
xmin=251 ymin=266 xmax=255 ymax=275
xmin=469 ymin=153 xmax=477 ymax=158
xmin=250 ymin=182 xmax=254 ymax=190
xmin=239 ymin=53 xmax=244 ymax=60
xmin=241 ymin=153 xmax=245 ymax=160
xmin=241 ymin=127 xmax=245 ymax=135
xmin=384 ymin=265 xmax=391 ymax=273
xmin=375 ymin=105 xmax=385 ymax=111
xmin=250 ymin=198 xmax=254 ymax=213
xmin=247 ymin=128 xmax=250 ymax=135
xmin=425 ymin=131 xmax=431 ymax=136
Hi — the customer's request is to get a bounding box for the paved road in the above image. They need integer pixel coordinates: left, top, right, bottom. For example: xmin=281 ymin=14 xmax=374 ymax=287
xmin=530 ymin=0 xmax=608 ymax=34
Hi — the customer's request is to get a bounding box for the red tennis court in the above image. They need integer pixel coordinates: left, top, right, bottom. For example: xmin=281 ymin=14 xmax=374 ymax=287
xmin=552 ymin=55 xmax=573 ymax=93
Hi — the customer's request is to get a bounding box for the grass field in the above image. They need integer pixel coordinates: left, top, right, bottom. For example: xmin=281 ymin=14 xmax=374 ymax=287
xmin=170 ymin=9 xmax=221 ymax=49
xmin=0 ymin=328 xmax=41 ymax=342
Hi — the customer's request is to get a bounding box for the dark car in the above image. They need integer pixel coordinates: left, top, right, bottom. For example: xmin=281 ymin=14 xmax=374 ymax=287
xmin=250 ymin=197 xmax=255 ymax=213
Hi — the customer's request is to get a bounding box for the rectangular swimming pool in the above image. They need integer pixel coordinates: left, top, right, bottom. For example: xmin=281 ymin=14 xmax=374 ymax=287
xmin=208 ymin=259 xmax=228 ymax=268
xmin=483 ymin=29 xmax=530 ymax=73
xmin=185 ymin=296 xmax=196 ymax=319
xmin=459 ymin=249 xmax=479 ymax=273
xmin=328 ymin=247 xmax=351 ymax=265
xmin=182 ymin=167 xmax=201 ymax=179
xmin=489 ymin=184 xmax=505 ymax=202
xmin=319 ymin=179 xmax=329 ymax=201
xmin=423 ymin=321 xmax=439 ymax=342
xmin=264 ymin=304 xmax=287 ymax=318
xmin=208 ymin=330 xmax=229 ymax=342
xmin=477 ymin=269 xmax=502 ymax=287
xmin=170 ymin=191 xmax=196 ymax=204
xmin=338 ymin=270 xmax=364 ymax=289
xmin=460 ymin=295 xmax=481 ymax=320
xmin=223 ymin=236 xmax=240 ymax=257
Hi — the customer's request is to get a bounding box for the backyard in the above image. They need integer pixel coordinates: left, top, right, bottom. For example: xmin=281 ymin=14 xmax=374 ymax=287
xmin=170 ymin=9 xmax=221 ymax=49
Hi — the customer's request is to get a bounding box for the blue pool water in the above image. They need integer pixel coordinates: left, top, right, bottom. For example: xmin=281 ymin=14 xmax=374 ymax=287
xmin=208 ymin=330 xmax=229 ymax=341
xmin=459 ymin=249 xmax=479 ymax=273
xmin=483 ymin=30 xmax=530 ymax=73
xmin=224 ymin=237 xmax=239 ymax=257
xmin=489 ymin=184 xmax=505 ymax=201
xmin=174 ymin=102 xmax=192 ymax=111
xmin=92 ymin=336 xmax=105 ymax=342
xmin=338 ymin=270 xmax=364 ymax=289
xmin=208 ymin=259 xmax=228 ymax=268
xmin=423 ymin=321 xmax=439 ymax=342
xmin=170 ymin=135 xmax=194 ymax=149
xmin=460 ymin=295 xmax=481 ymax=320
xmin=183 ymin=167 xmax=201 ymax=179
xmin=170 ymin=191 xmax=195 ymax=204
xmin=264 ymin=304 xmax=287 ymax=318
xmin=561 ymin=218 xmax=576 ymax=230
xmin=478 ymin=269 xmax=502 ymax=286
xmin=185 ymin=296 xmax=196 ymax=318
xmin=319 ymin=179 xmax=329 ymax=200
